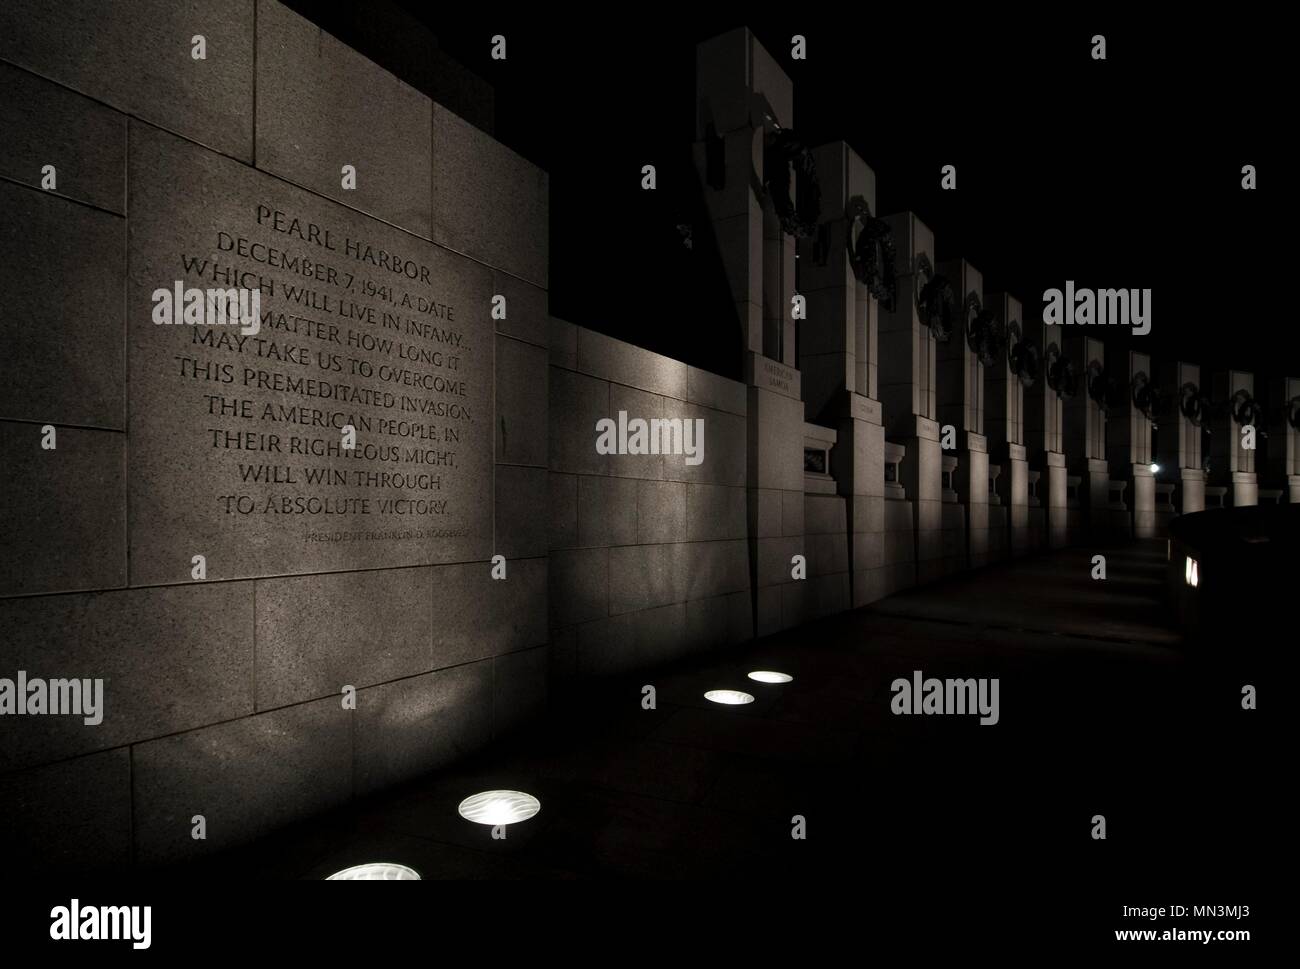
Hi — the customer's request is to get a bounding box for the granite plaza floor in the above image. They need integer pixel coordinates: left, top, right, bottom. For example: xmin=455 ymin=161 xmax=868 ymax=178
xmin=179 ymin=539 xmax=1268 ymax=883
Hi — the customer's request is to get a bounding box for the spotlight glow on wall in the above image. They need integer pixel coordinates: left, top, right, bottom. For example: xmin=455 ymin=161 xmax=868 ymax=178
xmin=457 ymin=790 xmax=541 ymax=825
xmin=326 ymin=863 xmax=421 ymax=880
xmin=747 ymin=671 xmax=793 ymax=684
xmin=704 ymin=689 xmax=754 ymax=705
xmin=1184 ymin=556 xmax=1199 ymax=588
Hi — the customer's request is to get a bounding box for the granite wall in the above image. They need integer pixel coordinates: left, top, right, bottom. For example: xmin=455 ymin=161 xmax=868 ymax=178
xmin=547 ymin=323 xmax=754 ymax=681
xmin=0 ymin=0 xmax=547 ymax=869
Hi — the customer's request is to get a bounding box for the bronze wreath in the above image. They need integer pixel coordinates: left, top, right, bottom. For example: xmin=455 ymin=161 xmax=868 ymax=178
xmin=844 ymin=196 xmax=898 ymax=305
xmin=1230 ymin=389 xmax=1262 ymax=427
xmin=1179 ymin=382 xmax=1207 ymax=427
xmin=964 ymin=293 xmax=1005 ymax=368
xmin=914 ymin=254 xmax=954 ymax=342
xmin=762 ymin=129 xmax=822 ymax=239
xmin=1046 ymin=343 xmax=1078 ymax=400
xmin=1007 ymin=322 xmax=1040 ymax=388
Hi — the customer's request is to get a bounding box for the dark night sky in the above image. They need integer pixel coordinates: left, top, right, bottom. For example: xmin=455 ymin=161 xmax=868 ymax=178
xmin=302 ymin=6 xmax=1288 ymax=390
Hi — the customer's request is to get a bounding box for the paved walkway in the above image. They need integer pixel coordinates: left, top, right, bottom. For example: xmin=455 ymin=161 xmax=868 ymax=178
xmin=187 ymin=540 xmax=1270 ymax=884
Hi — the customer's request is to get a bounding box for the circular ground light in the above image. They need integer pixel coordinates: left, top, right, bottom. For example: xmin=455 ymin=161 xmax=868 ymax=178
xmin=748 ymin=671 xmax=794 ymax=684
xmin=457 ymin=790 xmax=542 ymax=825
xmin=704 ymin=689 xmax=755 ymax=705
xmin=326 ymin=863 xmax=421 ymax=880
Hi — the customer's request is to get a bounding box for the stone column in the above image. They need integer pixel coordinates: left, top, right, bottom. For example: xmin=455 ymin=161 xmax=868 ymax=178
xmin=985 ymin=293 xmax=1029 ymax=556
xmin=1107 ymin=350 xmax=1157 ymax=537
xmin=694 ymin=28 xmax=806 ymax=634
xmin=880 ymin=212 xmax=941 ymax=586
xmin=882 ymin=442 xmax=916 ymax=592
xmin=797 ymin=142 xmax=887 ymax=607
xmin=1210 ymin=370 xmax=1258 ymax=507
xmin=936 ymin=258 xmax=987 ymax=569
xmin=1062 ymin=333 xmax=1110 ymax=540
xmin=1264 ymin=376 xmax=1300 ymax=503
xmin=1155 ymin=361 xmax=1206 ymax=515
xmin=1026 ymin=307 xmax=1066 ymax=547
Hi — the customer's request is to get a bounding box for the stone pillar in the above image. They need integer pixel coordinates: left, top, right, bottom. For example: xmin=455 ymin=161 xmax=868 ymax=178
xmin=1108 ymin=350 xmax=1157 ymax=537
xmin=985 ymin=293 xmax=1028 ymax=556
xmin=880 ymin=212 xmax=941 ymax=586
xmin=882 ymin=442 xmax=916 ymax=593
xmin=1264 ymin=376 xmax=1300 ymax=503
xmin=1210 ymin=370 xmax=1258 ymax=507
xmin=936 ymin=258 xmax=987 ymax=568
xmin=797 ymin=142 xmax=887 ymax=607
xmin=1062 ymin=333 xmax=1110 ymax=539
xmin=695 ymin=28 xmax=806 ymax=635
xmin=1026 ymin=307 xmax=1066 ymax=547
xmin=1155 ymin=361 xmax=1206 ymax=515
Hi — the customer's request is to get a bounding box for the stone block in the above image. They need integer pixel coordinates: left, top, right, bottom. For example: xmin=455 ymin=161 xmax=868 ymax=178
xmin=433 ymin=104 xmax=548 ymax=288
xmin=638 ymin=479 xmax=689 ymax=544
xmin=578 ymin=474 xmax=638 ymax=547
xmin=430 ymin=558 xmax=547 ymax=667
xmin=0 ymin=62 xmax=126 ymax=213
xmin=0 ymin=182 xmax=125 ymax=427
xmin=254 ymin=566 xmax=431 ymax=709
xmin=354 ymin=660 xmax=493 ymax=795
xmin=495 ymin=465 xmax=549 ymax=559
xmin=0 ymin=749 xmax=131 ymax=871
xmin=684 ymin=539 xmax=750 ymax=600
xmin=0 ymin=0 xmax=254 ymax=160
xmin=492 ymin=270 xmax=548 ymax=349
xmin=493 ymin=644 xmax=547 ymax=737
xmin=0 ymin=422 xmax=125 ymax=596
xmin=550 ymin=369 xmax=609 ymax=476
xmin=132 ymin=695 xmax=350 ymax=863
xmin=0 ymin=582 xmax=254 ymax=771
xmin=608 ymin=543 xmax=688 ymax=615
xmin=496 ymin=335 xmax=548 ymax=466
xmin=256 ymin=0 xmax=431 ymax=234
xmin=549 ymin=547 xmax=608 ymax=625
xmin=577 ymin=327 xmax=688 ymax=400
xmin=126 ymin=125 xmax=494 ymax=583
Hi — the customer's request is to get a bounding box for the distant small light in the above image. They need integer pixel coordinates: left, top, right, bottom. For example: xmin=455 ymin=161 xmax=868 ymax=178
xmin=458 ymin=790 xmax=541 ymax=825
xmin=705 ymin=689 xmax=754 ymax=705
xmin=326 ymin=863 xmax=421 ymax=881
xmin=1184 ymin=556 xmax=1199 ymax=588
xmin=748 ymin=671 xmax=793 ymax=684
xmin=1150 ymin=463 xmax=1160 ymax=474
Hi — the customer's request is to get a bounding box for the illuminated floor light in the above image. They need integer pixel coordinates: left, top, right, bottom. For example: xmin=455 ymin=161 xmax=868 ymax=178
xmin=326 ymin=863 xmax=421 ymax=880
xmin=747 ymin=671 xmax=793 ymax=684
xmin=704 ymin=689 xmax=754 ymax=705
xmin=457 ymin=790 xmax=541 ymax=825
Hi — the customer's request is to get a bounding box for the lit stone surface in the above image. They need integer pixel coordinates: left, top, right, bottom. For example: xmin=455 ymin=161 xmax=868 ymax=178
xmin=0 ymin=181 xmax=125 ymax=428
xmin=0 ymin=583 xmax=253 ymax=770
xmin=131 ymin=696 xmax=351 ymax=863
xmin=0 ymin=422 xmax=125 ymax=597
xmin=0 ymin=0 xmax=254 ymax=161
xmin=432 ymin=104 xmax=548 ymax=288
xmin=126 ymin=124 xmax=493 ymax=583
xmin=0 ymin=62 xmax=126 ymax=214
xmin=255 ymin=0 xmax=432 ymax=235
